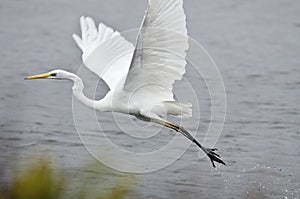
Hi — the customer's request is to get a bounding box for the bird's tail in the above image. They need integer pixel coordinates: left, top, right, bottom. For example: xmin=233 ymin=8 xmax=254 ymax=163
xmin=163 ymin=101 xmax=192 ymax=118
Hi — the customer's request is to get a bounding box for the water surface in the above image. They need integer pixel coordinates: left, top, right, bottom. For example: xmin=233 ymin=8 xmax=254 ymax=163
xmin=0 ymin=0 xmax=299 ymax=198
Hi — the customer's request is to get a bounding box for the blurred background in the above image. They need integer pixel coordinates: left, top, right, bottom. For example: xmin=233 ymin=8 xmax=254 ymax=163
xmin=0 ymin=0 xmax=299 ymax=198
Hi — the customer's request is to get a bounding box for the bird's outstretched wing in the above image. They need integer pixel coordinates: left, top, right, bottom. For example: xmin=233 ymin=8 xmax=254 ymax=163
xmin=123 ymin=0 xmax=188 ymax=103
xmin=73 ymin=16 xmax=134 ymax=90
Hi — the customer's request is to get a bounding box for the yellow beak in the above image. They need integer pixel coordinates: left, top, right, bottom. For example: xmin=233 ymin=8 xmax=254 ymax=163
xmin=24 ymin=73 xmax=51 ymax=80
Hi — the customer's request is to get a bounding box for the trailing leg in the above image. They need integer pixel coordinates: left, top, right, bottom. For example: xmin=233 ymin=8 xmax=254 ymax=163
xmin=162 ymin=120 xmax=226 ymax=167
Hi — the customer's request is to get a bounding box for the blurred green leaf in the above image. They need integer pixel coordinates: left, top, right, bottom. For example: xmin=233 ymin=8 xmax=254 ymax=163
xmin=0 ymin=155 xmax=136 ymax=199
xmin=11 ymin=159 xmax=63 ymax=199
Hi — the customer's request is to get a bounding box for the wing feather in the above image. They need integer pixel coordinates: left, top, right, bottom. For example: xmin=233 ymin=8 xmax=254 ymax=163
xmin=73 ymin=16 xmax=134 ymax=90
xmin=123 ymin=0 xmax=188 ymax=104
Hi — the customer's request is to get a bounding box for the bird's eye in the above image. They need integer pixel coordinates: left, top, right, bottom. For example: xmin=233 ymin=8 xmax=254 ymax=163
xmin=51 ymin=73 xmax=57 ymax=76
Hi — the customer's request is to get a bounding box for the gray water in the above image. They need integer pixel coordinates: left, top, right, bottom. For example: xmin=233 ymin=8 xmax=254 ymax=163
xmin=0 ymin=0 xmax=300 ymax=198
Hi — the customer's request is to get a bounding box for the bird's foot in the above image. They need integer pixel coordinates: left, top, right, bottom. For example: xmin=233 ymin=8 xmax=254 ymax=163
xmin=202 ymin=147 xmax=226 ymax=168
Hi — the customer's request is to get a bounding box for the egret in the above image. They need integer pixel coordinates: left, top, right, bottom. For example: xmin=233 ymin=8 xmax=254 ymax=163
xmin=25 ymin=0 xmax=225 ymax=167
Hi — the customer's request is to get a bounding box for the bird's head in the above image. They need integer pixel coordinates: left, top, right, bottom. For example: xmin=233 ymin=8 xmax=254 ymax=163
xmin=25 ymin=69 xmax=76 ymax=81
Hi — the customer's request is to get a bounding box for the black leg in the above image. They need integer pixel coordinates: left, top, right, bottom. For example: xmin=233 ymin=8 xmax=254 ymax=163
xmin=163 ymin=121 xmax=226 ymax=168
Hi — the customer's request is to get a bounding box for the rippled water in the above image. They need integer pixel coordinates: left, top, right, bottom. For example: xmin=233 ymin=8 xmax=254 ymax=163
xmin=0 ymin=0 xmax=299 ymax=198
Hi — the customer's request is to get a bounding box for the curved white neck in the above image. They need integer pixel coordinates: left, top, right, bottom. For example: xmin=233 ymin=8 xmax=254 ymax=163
xmin=70 ymin=73 xmax=110 ymax=111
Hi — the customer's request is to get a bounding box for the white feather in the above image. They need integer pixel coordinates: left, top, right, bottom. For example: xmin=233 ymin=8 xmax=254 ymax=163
xmin=124 ymin=0 xmax=189 ymax=107
xmin=73 ymin=16 xmax=134 ymax=90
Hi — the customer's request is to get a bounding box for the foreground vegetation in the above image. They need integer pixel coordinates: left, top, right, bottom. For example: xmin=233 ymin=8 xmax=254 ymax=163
xmin=0 ymin=157 xmax=134 ymax=199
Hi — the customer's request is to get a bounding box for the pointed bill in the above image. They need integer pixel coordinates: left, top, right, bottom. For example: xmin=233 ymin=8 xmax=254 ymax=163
xmin=24 ymin=73 xmax=51 ymax=80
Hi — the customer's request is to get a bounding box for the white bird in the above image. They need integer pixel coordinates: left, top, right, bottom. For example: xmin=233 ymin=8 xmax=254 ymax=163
xmin=25 ymin=0 xmax=225 ymax=167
